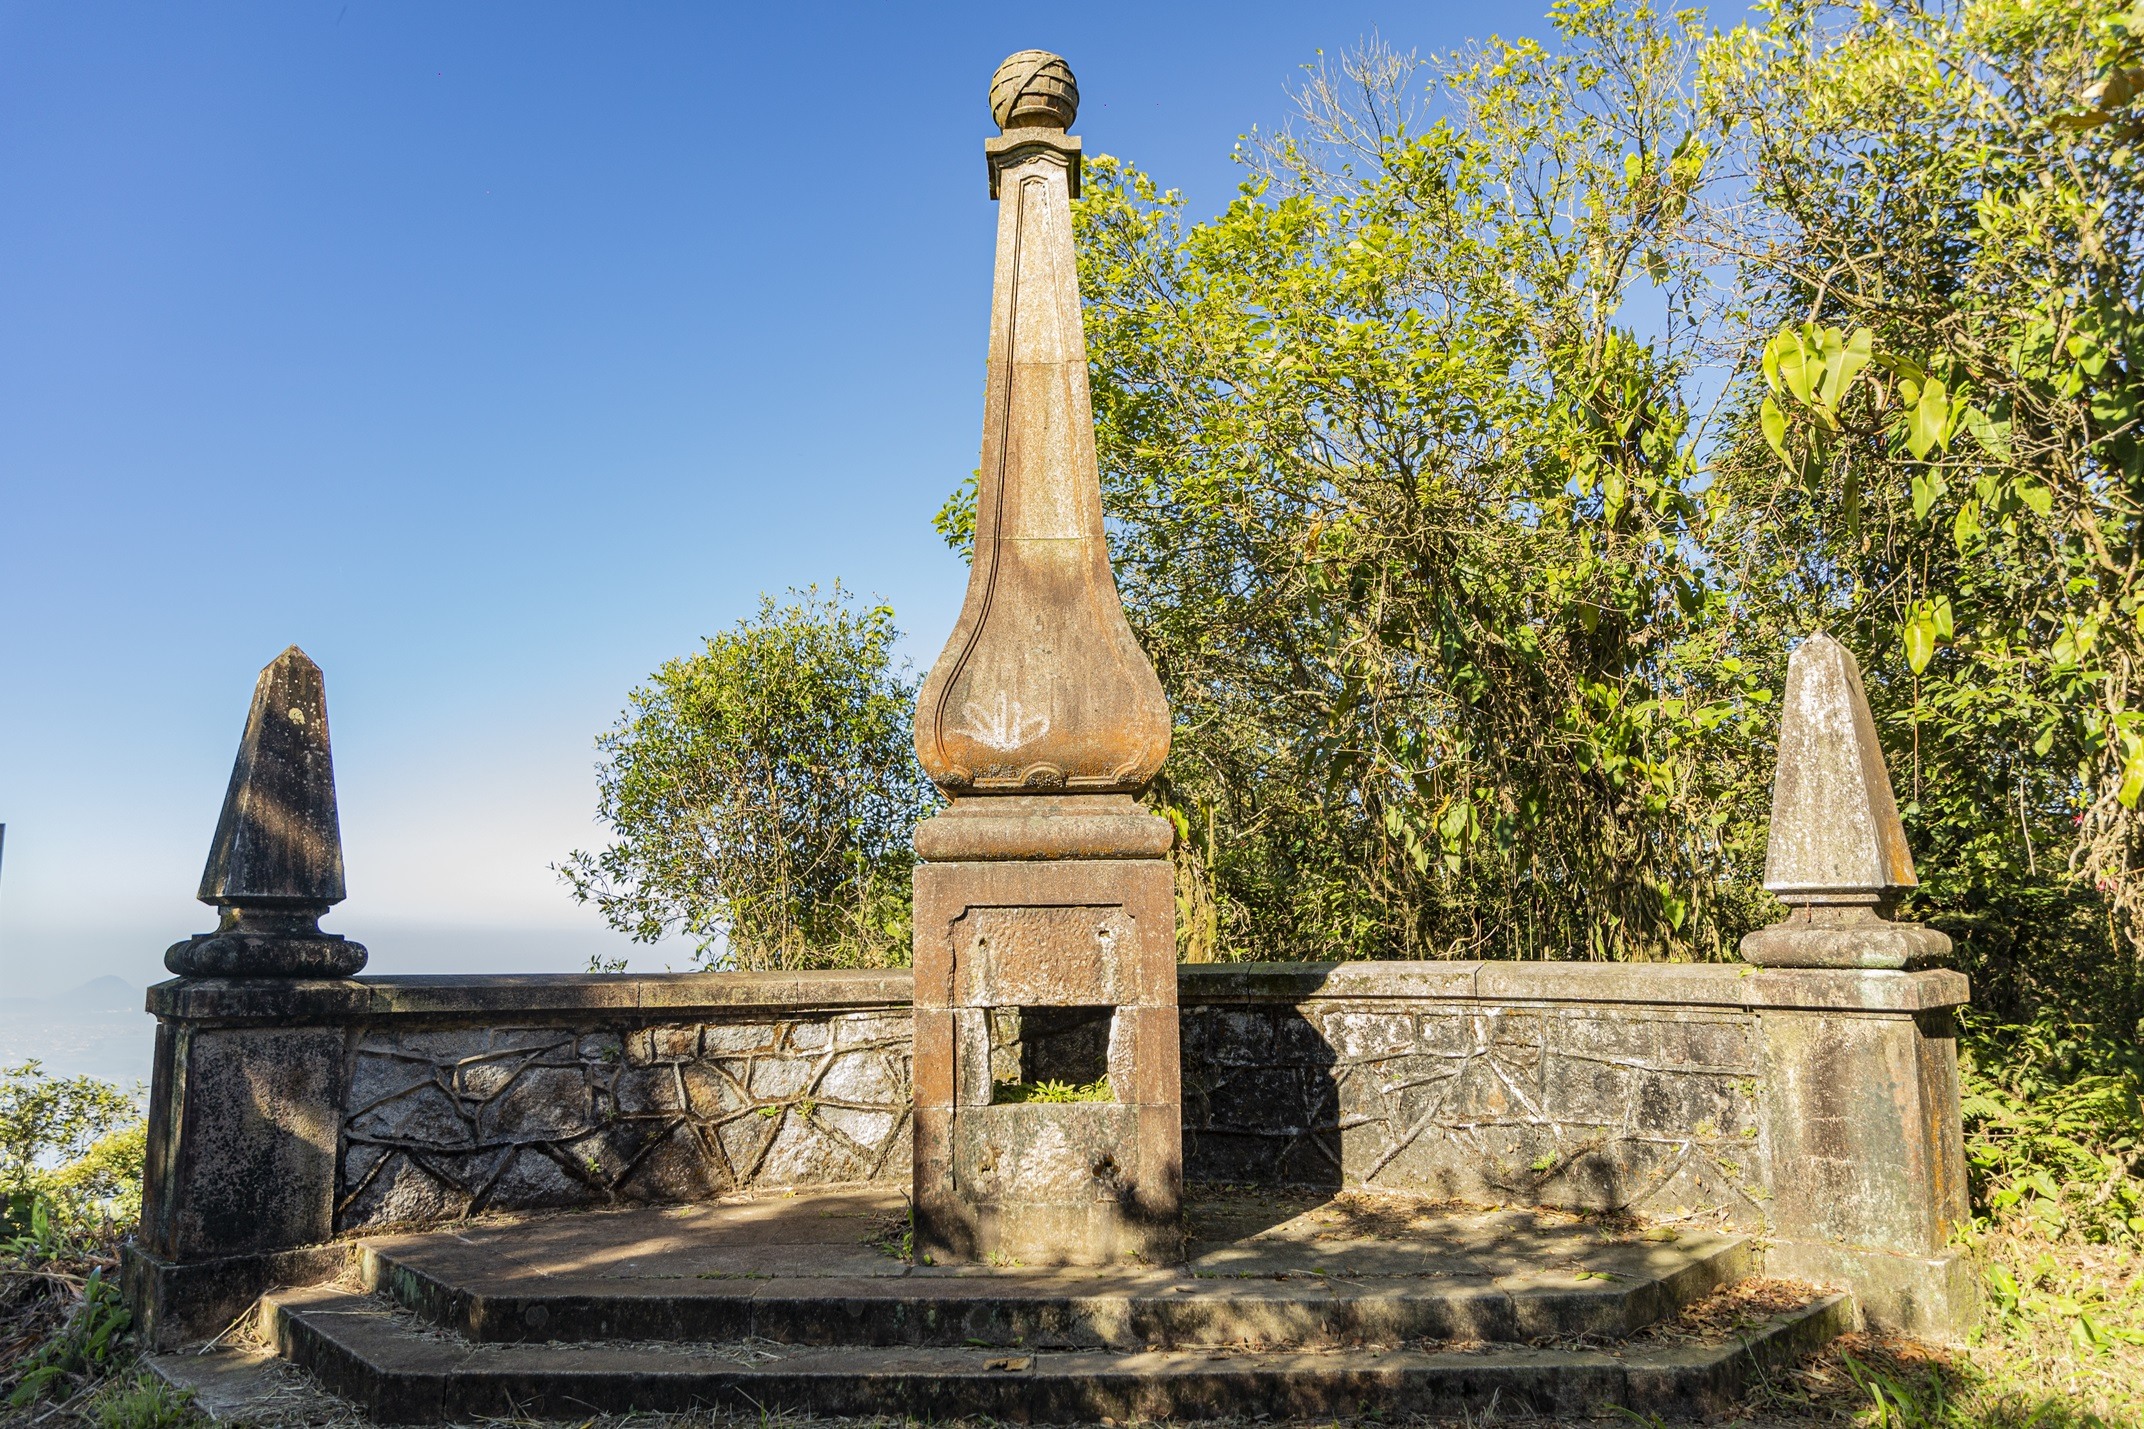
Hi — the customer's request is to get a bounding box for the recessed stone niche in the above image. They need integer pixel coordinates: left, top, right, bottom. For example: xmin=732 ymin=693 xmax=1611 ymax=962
xmin=990 ymin=1004 xmax=1114 ymax=1093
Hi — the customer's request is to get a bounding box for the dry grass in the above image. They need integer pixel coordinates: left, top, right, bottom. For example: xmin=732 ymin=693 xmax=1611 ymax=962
xmin=1735 ymin=1226 xmax=2144 ymax=1429
xmin=1627 ymin=1277 xmax=1833 ymax=1350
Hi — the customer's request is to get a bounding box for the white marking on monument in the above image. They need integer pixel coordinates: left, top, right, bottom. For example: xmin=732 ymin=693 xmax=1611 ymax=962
xmin=957 ymin=691 xmax=1050 ymax=751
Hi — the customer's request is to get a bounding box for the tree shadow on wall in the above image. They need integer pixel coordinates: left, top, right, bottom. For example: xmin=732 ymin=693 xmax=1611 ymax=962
xmin=1181 ymin=993 xmax=1342 ymax=1196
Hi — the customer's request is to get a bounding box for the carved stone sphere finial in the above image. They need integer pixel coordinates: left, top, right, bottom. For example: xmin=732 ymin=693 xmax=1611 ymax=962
xmin=990 ymin=50 xmax=1077 ymax=131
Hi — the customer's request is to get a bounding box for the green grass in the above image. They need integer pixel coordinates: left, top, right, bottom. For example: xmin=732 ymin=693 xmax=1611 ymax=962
xmin=85 ymin=1374 xmax=203 ymax=1429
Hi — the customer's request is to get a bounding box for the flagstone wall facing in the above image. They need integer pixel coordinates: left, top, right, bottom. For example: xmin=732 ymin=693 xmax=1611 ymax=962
xmin=339 ymin=1009 xmax=915 ymax=1231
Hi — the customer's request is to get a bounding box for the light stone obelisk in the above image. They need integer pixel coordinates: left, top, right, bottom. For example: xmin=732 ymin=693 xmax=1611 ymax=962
xmin=1740 ymin=632 xmax=1951 ymax=969
xmin=909 ymin=51 xmax=1182 ymax=1265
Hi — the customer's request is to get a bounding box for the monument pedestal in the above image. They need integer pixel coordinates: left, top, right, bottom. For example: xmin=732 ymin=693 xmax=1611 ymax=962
xmin=912 ymin=799 xmax=1182 ymax=1265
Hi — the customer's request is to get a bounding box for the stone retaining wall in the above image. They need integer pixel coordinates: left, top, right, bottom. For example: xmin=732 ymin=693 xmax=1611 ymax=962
xmin=1182 ymin=967 xmax=1767 ymax=1225
xmin=131 ymin=961 xmax=1972 ymax=1345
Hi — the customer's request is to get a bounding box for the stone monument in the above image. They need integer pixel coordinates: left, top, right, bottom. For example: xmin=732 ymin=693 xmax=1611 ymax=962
xmin=1739 ymin=632 xmax=1972 ymax=1330
xmin=1740 ymin=632 xmax=1951 ymax=969
xmin=909 ymin=50 xmax=1182 ymax=1265
xmin=165 ymin=645 xmax=367 ymax=978
xmin=134 ymin=647 xmax=365 ymax=1341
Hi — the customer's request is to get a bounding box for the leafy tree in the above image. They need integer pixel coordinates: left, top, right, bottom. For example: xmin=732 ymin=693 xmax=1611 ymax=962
xmin=947 ymin=5 xmax=1773 ymax=963
xmin=929 ymin=0 xmax=2143 ymax=1036
xmin=0 ymin=1061 xmax=141 ymax=1243
xmin=1705 ymin=0 xmax=2144 ymax=1024
xmin=561 ymin=587 xmax=935 ymax=970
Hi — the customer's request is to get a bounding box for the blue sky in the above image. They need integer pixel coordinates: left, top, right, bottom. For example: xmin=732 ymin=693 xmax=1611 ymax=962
xmin=0 ymin=0 xmax=1552 ymax=998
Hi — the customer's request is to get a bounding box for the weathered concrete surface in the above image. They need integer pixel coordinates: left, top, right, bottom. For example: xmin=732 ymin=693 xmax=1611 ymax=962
xmin=256 ymin=1277 xmax=1850 ymax=1425
xmin=166 ymin=647 xmax=366 ymax=978
xmin=1183 ymin=997 xmax=1768 ymax=1224
xmin=1763 ymin=1240 xmax=1980 ymax=1342
xmin=141 ymin=1023 xmax=346 ymax=1259
xmin=162 ymin=1184 xmax=1845 ymax=1424
xmin=341 ymin=1011 xmax=912 ymax=1230
xmin=351 ymin=1185 xmax=1753 ymax=1350
xmin=123 ymin=1240 xmax=351 ymax=1351
xmin=1182 ymin=963 xmax=1975 ymax=1337
xmin=1183 ymin=959 xmax=1971 ymax=1011
xmin=196 ymin=647 xmax=347 ymax=908
xmin=1762 ymin=633 xmax=1917 ymax=903
xmin=145 ymin=1348 xmax=308 ymax=1424
xmin=1757 ymin=1006 xmax=1974 ymax=1338
xmin=906 ymin=56 xmax=1184 ymax=1267
xmin=129 ymin=972 xmax=914 ymax=1347
xmin=1742 ymin=904 xmax=1955 ymax=969
xmin=988 ymin=49 xmax=1077 ymax=130
xmin=129 ymin=959 xmax=1975 ymax=1342
xmin=913 ymin=793 xmax=1175 ymax=861
xmin=133 ymin=1018 xmax=349 ymax=1348
xmin=144 ymin=968 xmax=910 ymax=1021
xmin=914 ymin=857 xmax=1181 ymax=1265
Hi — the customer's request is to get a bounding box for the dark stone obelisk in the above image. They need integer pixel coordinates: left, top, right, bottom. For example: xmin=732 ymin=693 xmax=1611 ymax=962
xmin=165 ymin=646 xmax=367 ymax=977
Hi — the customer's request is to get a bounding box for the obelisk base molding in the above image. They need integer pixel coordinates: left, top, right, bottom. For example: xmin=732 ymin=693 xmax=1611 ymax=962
xmin=1738 ymin=901 xmax=1952 ymax=970
xmin=912 ymin=800 xmax=1183 ymax=1266
xmin=166 ymin=905 xmax=367 ymax=977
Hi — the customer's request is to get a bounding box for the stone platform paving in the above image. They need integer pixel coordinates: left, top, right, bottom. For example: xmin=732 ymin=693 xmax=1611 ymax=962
xmin=156 ymin=1186 xmax=1852 ymax=1423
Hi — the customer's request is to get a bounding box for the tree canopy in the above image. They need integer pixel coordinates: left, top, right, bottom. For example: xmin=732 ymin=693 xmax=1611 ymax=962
xmin=562 ymin=587 xmax=935 ymax=971
xmin=929 ymin=0 xmax=2143 ymax=1034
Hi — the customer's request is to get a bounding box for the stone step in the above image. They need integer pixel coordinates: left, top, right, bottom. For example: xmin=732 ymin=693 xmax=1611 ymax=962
xmin=364 ymin=1238 xmax=1755 ymax=1350
xmin=260 ymin=1284 xmax=1854 ymax=1424
xmin=355 ymin=1187 xmax=1755 ymax=1350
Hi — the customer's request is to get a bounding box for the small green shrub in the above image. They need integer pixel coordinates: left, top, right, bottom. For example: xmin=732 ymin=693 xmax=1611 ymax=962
xmin=1960 ymin=1013 xmax=2144 ymax=1246
xmin=992 ymin=1078 xmax=1112 ymax=1105
xmin=1843 ymin=1353 xmax=1953 ymax=1428
xmin=5 ymin=1267 xmax=132 ymax=1407
xmin=1 ymin=1062 xmax=148 ymax=1413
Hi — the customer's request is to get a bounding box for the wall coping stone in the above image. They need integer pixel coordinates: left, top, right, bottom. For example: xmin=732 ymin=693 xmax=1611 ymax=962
xmin=1180 ymin=960 xmax=1969 ymax=1013
xmin=145 ymin=960 xmax=1966 ymax=1022
xmin=144 ymin=969 xmax=915 ymax=1022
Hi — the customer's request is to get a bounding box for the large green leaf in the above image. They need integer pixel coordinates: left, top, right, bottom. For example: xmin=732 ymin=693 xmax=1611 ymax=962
xmin=1905 ymin=608 xmax=1937 ymax=674
xmin=1761 ymin=395 xmax=1788 ymax=459
xmin=1771 ymin=328 xmax=1819 ymax=403
xmin=1819 ymin=326 xmax=1872 ymax=406
xmin=1911 ymin=470 xmax=1948 ymax=522
xmin=1907 ymin=377 xmax=1950 ymax=458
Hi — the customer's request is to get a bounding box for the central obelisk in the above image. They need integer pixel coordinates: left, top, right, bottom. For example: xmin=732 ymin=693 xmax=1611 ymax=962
xmin=909 ymin=51 xmax=1182 ymax=1265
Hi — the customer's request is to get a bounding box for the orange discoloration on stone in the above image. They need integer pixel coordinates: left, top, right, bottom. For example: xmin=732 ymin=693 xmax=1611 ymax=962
xmin=913 ymin=58 xmax=1168 ymax=799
